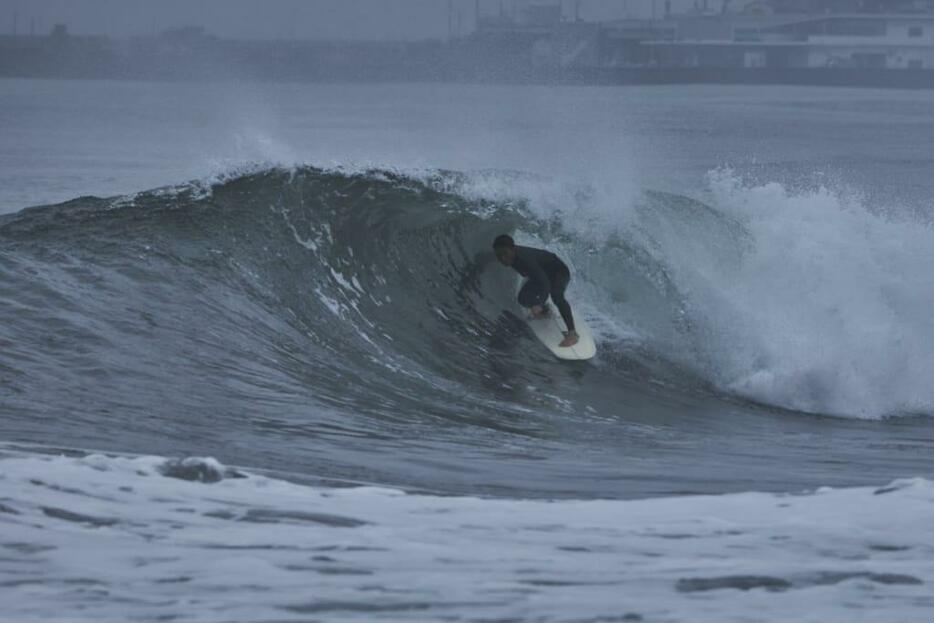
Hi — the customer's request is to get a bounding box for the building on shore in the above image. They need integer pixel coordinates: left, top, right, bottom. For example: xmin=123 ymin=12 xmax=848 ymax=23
xmin=3 ymin=1 xmax=934 ymax=86
xmin=471 ymin=2 xmax=934 ymax=71
xmin=465 ymin=1 xmax=934 ymax=85
xmin=639 ymin=13 xmax=934 ymax=70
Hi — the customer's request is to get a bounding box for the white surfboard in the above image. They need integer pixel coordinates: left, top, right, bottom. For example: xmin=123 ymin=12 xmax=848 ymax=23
xmin=517 ymin=279 xmax=596 ymax=361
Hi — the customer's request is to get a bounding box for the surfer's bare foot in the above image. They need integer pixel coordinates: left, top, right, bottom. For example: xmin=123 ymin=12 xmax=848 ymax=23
xmin=559 ymin=331 xmax=579 ymax=347
xmin=530 ymin=305 xmax=549 ymax=319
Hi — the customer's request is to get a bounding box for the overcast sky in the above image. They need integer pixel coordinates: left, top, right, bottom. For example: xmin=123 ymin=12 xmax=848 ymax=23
xmin=1 ymin=0 xmax=710 ymax=40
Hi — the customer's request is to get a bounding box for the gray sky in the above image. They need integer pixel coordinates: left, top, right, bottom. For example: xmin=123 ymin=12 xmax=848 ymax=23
xmin=1 ymin=1 xmax=708 ymax=41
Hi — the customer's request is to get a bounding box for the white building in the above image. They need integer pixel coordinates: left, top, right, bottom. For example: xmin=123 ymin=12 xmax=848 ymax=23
xmin=631 ymin=13 xmax=934 ymax=69
xmin=797 ymin=15 xmax=934 ymax=68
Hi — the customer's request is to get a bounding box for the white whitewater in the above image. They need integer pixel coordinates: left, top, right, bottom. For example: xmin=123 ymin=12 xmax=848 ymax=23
xmin=2 ymin=448 xmax=932 ymax=622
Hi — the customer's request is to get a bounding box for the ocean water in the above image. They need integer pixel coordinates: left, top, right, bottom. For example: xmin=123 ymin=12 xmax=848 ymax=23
xmin=2 ymin=79 xmax=934 ymax=621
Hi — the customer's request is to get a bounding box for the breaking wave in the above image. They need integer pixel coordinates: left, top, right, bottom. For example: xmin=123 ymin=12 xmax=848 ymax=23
xmin=1 ymin=165 xmax=931 ymax=466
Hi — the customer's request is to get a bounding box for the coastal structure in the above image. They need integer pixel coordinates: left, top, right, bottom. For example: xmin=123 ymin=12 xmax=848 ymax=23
xmin=3 ymin=1 xmax=934 ymax=85
xmin=470 ymin=0 xmax=934 ymax=84
xmin=635 ymin=13 xmax=934 ymax=70
xmin=473 ymin=1 xmax=934 ymax=71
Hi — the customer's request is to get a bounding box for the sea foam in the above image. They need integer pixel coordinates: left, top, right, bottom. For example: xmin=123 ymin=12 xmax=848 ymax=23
xmin=2 ymin=448 xmax=932 ymax=622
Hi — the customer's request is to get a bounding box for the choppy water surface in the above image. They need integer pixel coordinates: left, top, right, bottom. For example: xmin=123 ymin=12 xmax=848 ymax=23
xmin=1 ymin=80 xmax=934 ymax=621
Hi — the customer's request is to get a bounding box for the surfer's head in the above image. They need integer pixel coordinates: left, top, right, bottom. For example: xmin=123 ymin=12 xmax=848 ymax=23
xmin=493 ymin=234 xmax=516 ymax=266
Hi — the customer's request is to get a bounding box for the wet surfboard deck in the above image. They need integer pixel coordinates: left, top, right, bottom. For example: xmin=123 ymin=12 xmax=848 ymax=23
xmin=516 ymin=278 xmax=596 ymax=361
xmin=525 ymin=309 xmax=596 ymax=360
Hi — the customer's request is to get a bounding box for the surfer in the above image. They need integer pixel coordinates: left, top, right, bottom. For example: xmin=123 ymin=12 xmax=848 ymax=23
xmin=492 ymin=234 xmax=579 ymax=347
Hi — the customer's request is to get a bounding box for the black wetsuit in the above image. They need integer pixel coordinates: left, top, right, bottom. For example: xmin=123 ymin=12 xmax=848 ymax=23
xmin=510 ymin=245 xmax=575 ymax=332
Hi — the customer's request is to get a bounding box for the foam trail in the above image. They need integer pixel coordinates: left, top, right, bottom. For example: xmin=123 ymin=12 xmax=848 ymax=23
xmin=1 ymin=448 xmax=933 ymax=622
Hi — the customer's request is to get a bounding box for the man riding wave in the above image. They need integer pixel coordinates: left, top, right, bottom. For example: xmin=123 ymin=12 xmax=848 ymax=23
xmin=493 ymin=234 xmax=579 ymax=348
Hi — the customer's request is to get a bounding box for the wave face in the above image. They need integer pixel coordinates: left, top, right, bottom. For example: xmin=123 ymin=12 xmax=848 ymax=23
xmin=2 ymin=167 xmax=933 ymax=497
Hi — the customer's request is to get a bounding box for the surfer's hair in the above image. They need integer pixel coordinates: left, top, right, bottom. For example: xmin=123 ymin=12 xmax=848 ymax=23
xmin=492 ymin=234 xmax=515 ymax=250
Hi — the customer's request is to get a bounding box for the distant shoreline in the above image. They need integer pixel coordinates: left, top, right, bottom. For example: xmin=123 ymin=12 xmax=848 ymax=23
xmin=4 ymin=66 xmax=934 ymax=89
